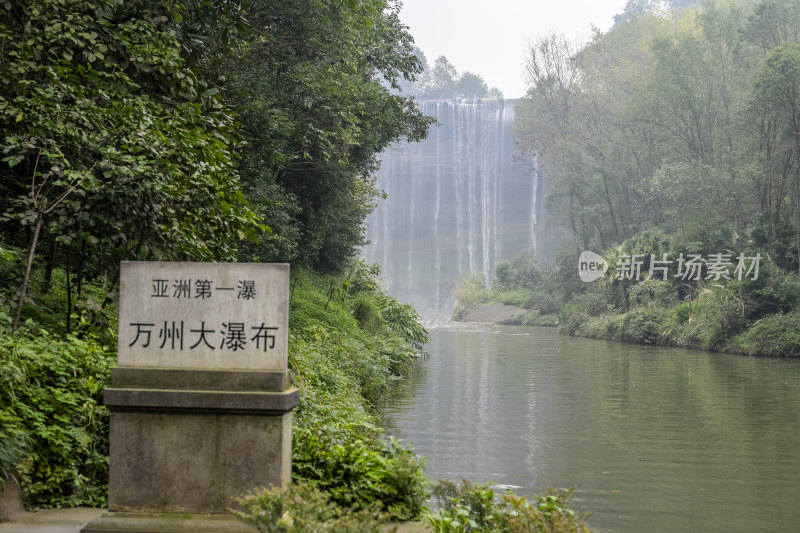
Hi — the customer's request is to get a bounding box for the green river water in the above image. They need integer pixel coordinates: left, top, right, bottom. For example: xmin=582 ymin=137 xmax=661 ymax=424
xmin=382 ymin=319 xmax=800 ymax=532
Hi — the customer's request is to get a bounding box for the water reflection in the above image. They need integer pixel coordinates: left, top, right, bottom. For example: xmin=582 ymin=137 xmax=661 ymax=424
xmin=383 ymin=322 xmax=800 ymax=533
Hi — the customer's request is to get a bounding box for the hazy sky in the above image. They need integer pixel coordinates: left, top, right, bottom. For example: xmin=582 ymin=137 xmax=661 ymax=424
xmin=400 ymin=0 xmax=628 ymax=98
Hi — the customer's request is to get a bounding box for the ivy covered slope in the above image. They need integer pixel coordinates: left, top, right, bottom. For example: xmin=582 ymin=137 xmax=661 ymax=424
xmin=285 ymin=266 xmax=430 ymax=520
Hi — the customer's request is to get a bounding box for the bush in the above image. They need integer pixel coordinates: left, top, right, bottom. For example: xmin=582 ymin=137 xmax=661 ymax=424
xmin=615 ymin=307 xmax=670 ymax=344
xmin=452 ymin=273 xmax=489 ymax=320
xmin=352 ymin=293 xmax=385 ymax=335
xmin=559 ymin=305 xmax=589 ymax=336
xmin=0 ymin=430 xmax=27 ymax=488
xmin=292 ymin=427 xmax=426 ymax=520
xmin=578 ymin=314 xmax=620 ymax=340
xmin=376 ymin=294 xmax=429 ymax=352
xmin=429 ymin=479 xmax=496 ymax=530
xmin=727 ymin=310 xmax=800 ymax=357
xmin=496 ymin=489 xmax=591 ymax=533
xmin=689 ymin=288 xmax=747 ymax=350
xmin=569 ymin=291 xmax=610 ymax=317
xmin=233 ymin=482 xmax=389 ymax=533
xmin=0 ymin=325 xmax=113 ymax=507
xmin=627 ymin=279 xmax=677 ymax=308
xmin=731 ymin=260 xmax=800 ymax=320
xmin=424 ymin=480 xmax=591 ymax=533
xmin=288 ymin=272 xmax=428 ymax=519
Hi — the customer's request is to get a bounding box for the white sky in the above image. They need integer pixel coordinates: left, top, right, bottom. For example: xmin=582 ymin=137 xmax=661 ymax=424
xmin=400 ymin=0 xmax=629 ymax=98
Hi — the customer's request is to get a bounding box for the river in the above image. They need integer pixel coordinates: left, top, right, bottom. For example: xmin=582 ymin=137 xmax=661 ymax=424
xmin=382 ymin=319 xmax=800 ymax=532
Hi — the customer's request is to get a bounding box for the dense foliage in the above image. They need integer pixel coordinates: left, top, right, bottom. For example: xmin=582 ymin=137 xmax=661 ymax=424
xmin=517 ymin=0 xmax=800 ymax=274
xmin=423 ymin=480 xmax=591 ymax=533
xmin=213 ymin=0 xmax=433 ymax=272
xmin=233 ymin=479 xmax=592 ymax=533
xmin=457 ymin=229 xmax=800 ymax=356
xmin=0 ymin=258 xmax=429 ymax=514
xmin=0 ymin=325 xmax=112 ymax=507
xmin=0 ymin=0 xmax=259 ymax=299
xmin=0 ymin=0 xmax=437 ymax=517
xmin=459 ymin=0 xmax=800 ymax=358
xmin=286 ymin=267 xmax=428 ymax=519
xmin=2 ymin=0 xmax=432 ymax=332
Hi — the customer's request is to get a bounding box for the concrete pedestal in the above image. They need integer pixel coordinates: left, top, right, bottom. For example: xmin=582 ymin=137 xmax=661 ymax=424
xmin=82 ymin=368 xmax=298 ymax=533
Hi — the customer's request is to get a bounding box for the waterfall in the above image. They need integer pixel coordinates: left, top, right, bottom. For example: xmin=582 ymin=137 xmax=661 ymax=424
xmin=365 ymin=98 xmax=541 ymax=312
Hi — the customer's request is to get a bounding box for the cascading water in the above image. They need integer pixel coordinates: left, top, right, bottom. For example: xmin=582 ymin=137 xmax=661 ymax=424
xmin=364 ymin=98 xmax=542 ymax=312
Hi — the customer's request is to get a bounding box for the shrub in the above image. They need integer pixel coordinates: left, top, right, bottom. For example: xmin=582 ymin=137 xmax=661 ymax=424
xmin=452 ymin=273 xmax=489 ymax=319
xmin=569 ymin=291 xmax=610 ymax=317
xmin=0 ymin=430 xmax=27 ymax=488
xmin=376 ymin=294 xmax=429 ymax=352
xmin=424 ymin=480 xmax=591 ymax=533
xmin=288 ymin=272 xmax=428 ymax=519
xmin=428 ymin=479 xmax=496 ymax=530
xmin=490 ymin=290 xmax=525 ymax=308
xmin=727 ymin=310 xmax=800 ymax=357
xmin=731 ymin=260 xmax=800 ymax=320
xmin=559 ymin=305 xmax=589 ymax=336
xmin=352 ymin=293 xmax=385 ymax=335
xmin=0 ymin=326 xmax=113 ymax=507
xmin=233 ymin=482 xmax=388 ymax=533
xmin=627 ymin=279 xmax=677 ymax=308
xmin=689 ymin=287 xmax=748 ymax=350
xmin=578 ymin=314 xmax=619 ymax=340
xmin=615 ymin=307 xmax=670 ymax=344
xmin=292 ymin=427 xmax=426 ymax=520
xmin=496 ymin=488 xmax=591 ymax=533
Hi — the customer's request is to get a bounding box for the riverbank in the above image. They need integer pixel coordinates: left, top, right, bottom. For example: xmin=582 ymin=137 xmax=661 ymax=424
xmin=452 ymin=233 xmax=800 ymax=358
xmin=0 ymin=508 xmax=431 ymax=532
xmin=457 ymin=300 xmax=800 ymax=358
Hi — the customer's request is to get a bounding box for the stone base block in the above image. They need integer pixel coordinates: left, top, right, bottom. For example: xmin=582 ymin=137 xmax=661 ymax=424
xmin=82 ymin=511 xmax=256 ymax=532
xmin=107 ymin=410 xmax=292 ymax=514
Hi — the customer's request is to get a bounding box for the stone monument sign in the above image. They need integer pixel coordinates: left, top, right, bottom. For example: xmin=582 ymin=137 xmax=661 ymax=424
xmin=83 ymin=262 xmax=298 ymax=533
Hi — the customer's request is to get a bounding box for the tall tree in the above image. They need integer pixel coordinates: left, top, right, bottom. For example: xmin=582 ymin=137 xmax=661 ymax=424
xmin=1 ymin=0 xmax=258 ymax=326
xmin=213 ymin=0 xmax=433 ymax=272
xmin=752 ymin=43 xmax=800 ymax=275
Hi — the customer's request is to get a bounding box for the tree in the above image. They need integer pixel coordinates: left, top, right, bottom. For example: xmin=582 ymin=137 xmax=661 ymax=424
xmin=516 ymin=33 xmax=598 ymax=251
xmin=400 ymin=52 xmax=502 ymax=99
xmin=752 ymin=43 xmax=800 ymax=275
xmin=0 ymin=0 xmax=258 ymax=328
xmin=210 ymin=0 xmax=433 ymax=272
xmin=455 ymin=72 xmax=490 ymax=98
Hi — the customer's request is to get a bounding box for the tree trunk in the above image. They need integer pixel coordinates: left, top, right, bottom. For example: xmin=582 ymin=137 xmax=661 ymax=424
xmin=77 ymin=238 xmax=86 ymax=299
xmin=42 ymin=237 xmax=57 ymax=293
xmin=66 ymin=246 xmax=72 ymax=334
xmin=12 ymin=211 xmax=43 ymax=330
